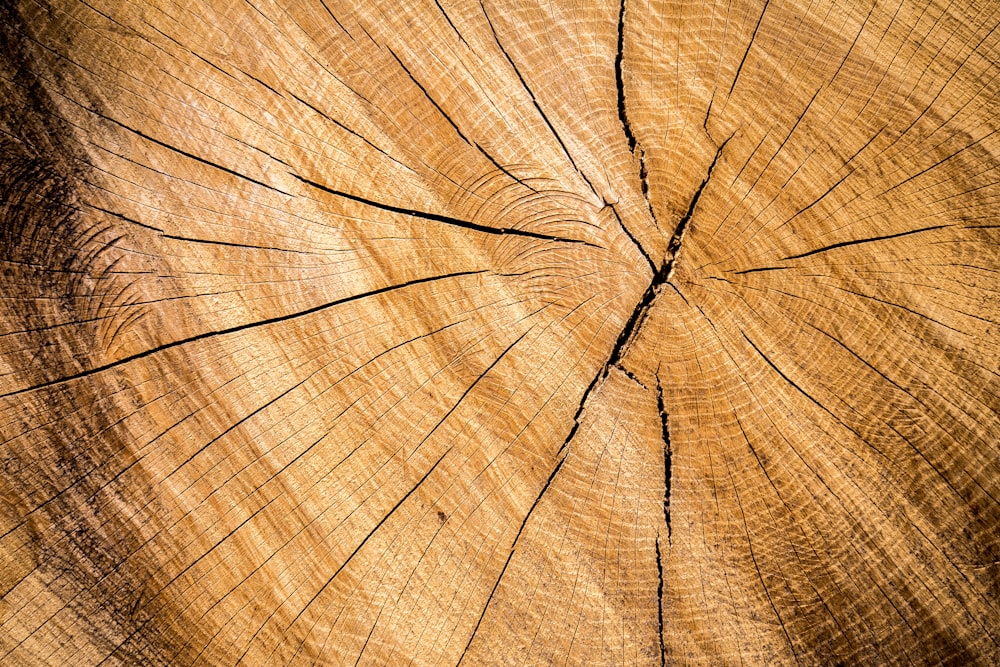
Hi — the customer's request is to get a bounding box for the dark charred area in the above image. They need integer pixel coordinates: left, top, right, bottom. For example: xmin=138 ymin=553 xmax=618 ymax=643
xmin=0 ymin=9 xmax=178 ymax=664
xmin=0 ymin=7 xmax=123 ymax=379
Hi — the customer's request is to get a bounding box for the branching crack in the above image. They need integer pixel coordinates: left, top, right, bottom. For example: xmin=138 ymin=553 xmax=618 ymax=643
xmin=466 ymin=138 xmax=729 ymax=667
xmin=615 ymin=362 xmax=647 ymax=389
xmin=480 ymin=1 xmax=600 ymax=198
xmin=557 ymin=136 xmax=731 ymax=468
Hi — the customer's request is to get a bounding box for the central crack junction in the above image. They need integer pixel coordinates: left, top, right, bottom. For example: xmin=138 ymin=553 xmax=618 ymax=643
xmin=556 ymin=136 xmax=731 ymax=457
xmin=608 ymin=135 xmax=731 ymax=374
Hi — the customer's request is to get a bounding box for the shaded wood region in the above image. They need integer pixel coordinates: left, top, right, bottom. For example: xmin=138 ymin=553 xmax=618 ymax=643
xmin=2 ymin=0 xmax=1000 ymax=664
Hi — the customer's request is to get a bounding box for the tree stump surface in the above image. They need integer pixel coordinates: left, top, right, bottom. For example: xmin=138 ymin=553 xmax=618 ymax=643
xmin=2 ymin=0 xmax=999 ymax=664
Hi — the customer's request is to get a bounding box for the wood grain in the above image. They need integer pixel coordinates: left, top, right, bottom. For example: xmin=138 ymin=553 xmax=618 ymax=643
xmin=2 ymin=0 xmax=999 ymax=664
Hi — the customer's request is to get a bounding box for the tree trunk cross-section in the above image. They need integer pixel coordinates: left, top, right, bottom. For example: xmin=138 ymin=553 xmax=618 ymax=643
xmin=2 ymin=0 xmax=1000 ymax=664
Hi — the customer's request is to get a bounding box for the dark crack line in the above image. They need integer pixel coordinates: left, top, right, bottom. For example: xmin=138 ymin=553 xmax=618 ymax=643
xmin=703 ymin=92 xmax=716 ymax=140
xmin=638 ymin=147 xmax=659 ymax=230
xmin=655 ymin=375 xmax=672 ymax=542
xmin=317 ymin=0 xmax=351 ymax=37
xmin=666 ymin=134 xmax=732 ymax=276
xmin=86 ymin=203 xmax=164 ymax=233
xmin=782 ymin=223 xmax=953 ymax=261
xmin=655 ymin=535 xmax=666 ymax=667
xmin=289 ymin=331 xmax=529 ymax=651
xmin=160 ymin=234 xmax=316 ymax=254
xmin=729 ymin=0 xmax=770 ymax=96
xmin=464 ymin=131 xmax=731 ymax=665
xmin=735 ymin=223 xmax=953 ymax=274
xmin=473 ymin=140 xmax=539 ymax=193
xmin=608 ymin=202 xmax=656 ymax=274
xmin=432 ymin=0 xmax=468 ymax=46
xmin=781 ymin=167 xmax=854 ymax=229
xmin=741 ymin=331 xmax=881 ymax=459
xmin=458 ymin=452 xmax=567 ymax=664
xmin=552 ymin=137 xmax=732 ymax=477
xmin=386 ymin=47 xmax=531 ymax=189
xmin=733 ymin=265 xmax=785 ymax=275
xmin=290 ymin=92 xmax=414 ymax=173
xmin=291 ymin=174 xmax=598 ymax=247
xmin=388 ymin=46 xmax=472 ymax=146
xmin=283 ymin=446 xmax=453 ymax=644
xmin=615 ymin=0 xmax=635 ymax=153
xmin=234 ymin=65 xmax=282 ymax=98
xmin=605 ymin=136 xmax=732 ymax=371
xmin=617 ymin=364 xmax=647 ymax=389
xmin=480 ymin=0 xmax=600 ymax=199
xmin=1 ymin=270 xmax=485 ymax=399
xmin=91 ymin=111 xmax=291 ymax=196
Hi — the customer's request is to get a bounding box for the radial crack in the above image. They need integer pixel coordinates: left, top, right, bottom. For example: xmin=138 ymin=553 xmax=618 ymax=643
xmin=638 ymin=147 xmax=658 ymax=230
xmin=656 ymin=375 xmax=672 ymax=542
xmin=729 ymin=0 xmax=770 ymax=95
xmin=458 ymin=452 xmax=567 ymax=664
xmin=615 ymin=0 xmax=636 ymax=153
xmin=461 ymin=139 xmax=734 ymax=665
xmin=559 ymin=137 xmax=732 ymax=469
xmin=93 ymin=111 xmax=291 ymax=196
xmin=292 ymin=174 xmax=598 ymax=247
xmin=655 ymin=535 xmax=666 ymax=667
xmin=665 ymin=134 xmax=732 ymax=280
xmin=1 ymin=270 xmax=485 ymax=399
xmin=608 ymin=201 xmax=655 ymax=274
xmin=781 ymin=223 xmax=952 ymax=261
xmin=432 ymin=0 xmax=468 ymax=46
xmin=480 ymin=0 xmax=600 ymax=198
xmin=287 ymin=330 xmax=529 ymax=655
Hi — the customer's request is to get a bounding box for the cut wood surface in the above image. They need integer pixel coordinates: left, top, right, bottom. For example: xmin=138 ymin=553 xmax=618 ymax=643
xmin=2 ymin=0 xmax=1000 ymax=664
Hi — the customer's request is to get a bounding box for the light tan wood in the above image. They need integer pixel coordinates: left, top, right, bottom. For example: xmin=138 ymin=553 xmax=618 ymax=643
xmin=2 ymin=0 xmax=999 ymax=664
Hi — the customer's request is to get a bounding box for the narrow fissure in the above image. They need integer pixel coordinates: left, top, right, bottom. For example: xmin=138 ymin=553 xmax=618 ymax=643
xmin=94 ymin=111 xmax=291 ymax=196
xmin=655 ymin=535 xmax=666 ymax=667
xmin=388 ymin=47 xmax=537 ymax=191
xmin=615 ymin=0 xmax=635 ymax=153
xmin=501 ymin=139 xmax=730 ymax=666
xmin=458 ymin=452 xmax=568 ymax=664
xmin=608 ymin=202 xmax=655 ymax=274
xmin=289 ymin=330 xmax=529 ymax=661
xmin=666 ymin=135 xmax=731 ymax=275
xmin=290 ymin=92 xmax=415 ymax=173
xmin=729 ymin=0 xmax=770 ymax=96
xmin=609 ymin=135 xmax=731 ymax=368
xmin=480 ymin=1 xmax=600 ymax=198
xmin=559 ymin=137 xmax=730 ymax=466
xmin=292 ymin=174 xmax=598 ymax=247
xmin=1 ymin=270 xmax=486 ymax=399
xmin=388 ymin=47 xmax=471 ymax=146
xmin=638 ymin=148 xmax=658 ymax=231
xmin=432 ymin=0 xmax=468 ymax=46
xmin=656 ymin=375 xmax=672 ymax=542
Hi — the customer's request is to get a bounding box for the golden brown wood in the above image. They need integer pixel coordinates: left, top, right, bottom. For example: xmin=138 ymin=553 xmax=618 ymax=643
xmin=2 ymin=0 xmax=999 ymax=664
